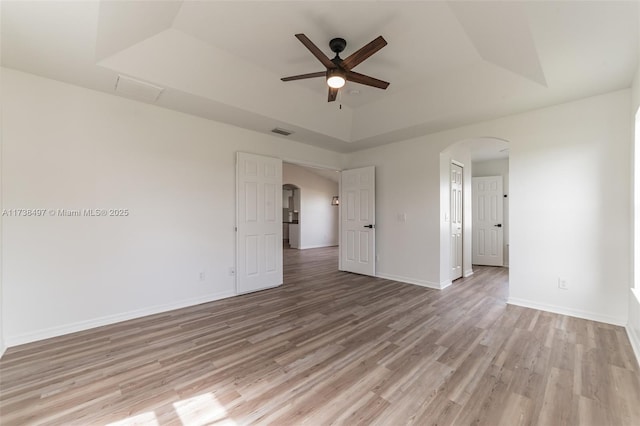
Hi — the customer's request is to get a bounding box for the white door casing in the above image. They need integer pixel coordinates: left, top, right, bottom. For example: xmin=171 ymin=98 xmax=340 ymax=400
xmin=451 ymin=163 xmax=463 ymax=280
xmin=340 ymin=166 xmax=376 ymax=276
xmin=472 ymin=176 xmax=504 ymax=266
xmin=236 ymin=152 xmax=283 ymax=294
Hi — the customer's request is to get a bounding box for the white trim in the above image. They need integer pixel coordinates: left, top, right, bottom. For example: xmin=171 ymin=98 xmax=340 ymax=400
xmin=626 ymin=325 xmax=640 ymax=367
xmin=0 ymin=342 xmax=6 ymax=359
xmin=376 ymin=272 xmax=449 ymax=290
xmin=451 ymin=159 xmax=465 ymax=168
xmin=236 ymin=283 xmax=281 ymax=296
xmin=626 ymin=288 xmax=640 ymax=367
xmin=507 ymin=297 xmax=625 ymax=326
xmin=299 ymin=244 xmax=339 ymax=250
xmin=440 ymin=279 xmax=453 ymax=289
xmin=5 ymin=290 xmax=236 ymax=347
xmin=463 ymin=269 xmax=474 ymax=278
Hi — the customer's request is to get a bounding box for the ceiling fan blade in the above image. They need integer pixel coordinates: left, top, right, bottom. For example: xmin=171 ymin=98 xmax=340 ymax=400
xmin=328 ymin=87 xmax=338 ymax=102
xmin=295 ymin=34 xmax=336 ymax=69
xmin=341 ymin=36 xmax=387 ymax=71
xmin=346 ymin=71 xmax=389 ymax=89
xmin=281 ymin=71 xmax=326 ymax=82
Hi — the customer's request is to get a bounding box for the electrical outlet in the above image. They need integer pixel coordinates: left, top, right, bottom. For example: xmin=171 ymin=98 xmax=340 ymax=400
xmin=229 ymin=267 xmax=236 ymax=276
xmin=199 ymin=271 xmax=206 ymax=281
xmin=558 ymin=278 xmax=568 ymax=290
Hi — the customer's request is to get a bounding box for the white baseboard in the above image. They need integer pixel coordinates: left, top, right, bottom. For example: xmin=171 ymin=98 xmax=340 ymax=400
xmin=507 ymin=297 xmax=625 ymax=326
xmin=5 ymin=290 xmax=236 ymax=347
xmin=626 ymin=325 xmax=640 ymax=367
xmin=440 ymin=279 xmax=452 ymax=289
xmin=626 ymin=288 xmax=640 ymax=367
xmin=0 ymin=341 xmax=6 ymax=359
xmin=299 ymin=243 xmax=338 ymax=250
xmin=463 ymin=269 xmax=474 ymax=278
xmin=376 ymin=272 xmax=447 ymax=290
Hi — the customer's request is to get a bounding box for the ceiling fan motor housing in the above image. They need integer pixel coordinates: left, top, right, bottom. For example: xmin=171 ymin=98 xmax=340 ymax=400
xmin=329 ymin=38 xmax=347 ymax=55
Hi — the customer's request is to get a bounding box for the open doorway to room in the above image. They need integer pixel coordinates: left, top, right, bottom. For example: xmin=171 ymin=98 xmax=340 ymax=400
xmin=440 ymin=137 xmax=510 ymax=288
xmin=471 ymin=150 xmax=510 ymax=269
xmin=282 ymin=162 xmax=341 ymax=276
xmin=282 ymin=184 xmax=300 ymax=249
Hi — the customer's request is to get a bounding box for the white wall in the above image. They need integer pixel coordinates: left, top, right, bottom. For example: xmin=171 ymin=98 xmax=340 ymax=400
xmin=472 ymin=158 xmax=510 ymax=266
xmin=348 ymin=89 xmax=631 ymax=325
xmin=1 ymin=68 xmax=344 ymax=346
xmin=283 ymin=163 xmax=339 ymax=249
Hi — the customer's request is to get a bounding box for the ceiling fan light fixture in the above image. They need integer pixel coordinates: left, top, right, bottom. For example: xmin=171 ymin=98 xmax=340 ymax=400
xmin=281 ymin=34 xmax=389 ymax=102
xmin=327 ymin=69 xmax=346 ymax=89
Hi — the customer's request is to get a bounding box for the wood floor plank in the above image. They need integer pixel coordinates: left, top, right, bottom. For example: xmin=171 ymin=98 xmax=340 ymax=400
xmin=1 ymin=245 xmax=639 ymax=425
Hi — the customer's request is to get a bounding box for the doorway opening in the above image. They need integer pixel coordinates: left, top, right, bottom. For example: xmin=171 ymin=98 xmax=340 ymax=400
xmin=282 ymin=162 xmax=341 ymax=276
xmin=440 ymin=137 xmax=510 ymax=287
xmin=282 ymin=184 xmax=300 ymax=249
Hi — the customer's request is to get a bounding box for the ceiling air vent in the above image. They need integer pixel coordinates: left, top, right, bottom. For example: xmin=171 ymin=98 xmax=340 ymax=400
xmin=114 ymin=75 xmax=164 ymax=103
xmin=271 ymin=128 xmax=293 ymax=136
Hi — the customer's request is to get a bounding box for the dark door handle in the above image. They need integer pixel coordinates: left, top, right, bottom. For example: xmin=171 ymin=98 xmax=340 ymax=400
xmin=364 ymin=224 xmax=374 ymax=229
xmin=494 ymin=224 xmax=502 ymax=228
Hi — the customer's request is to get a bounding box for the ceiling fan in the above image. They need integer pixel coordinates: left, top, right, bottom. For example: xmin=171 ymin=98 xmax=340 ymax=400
xmin=281 ymin=34 xmax=389 ymax=102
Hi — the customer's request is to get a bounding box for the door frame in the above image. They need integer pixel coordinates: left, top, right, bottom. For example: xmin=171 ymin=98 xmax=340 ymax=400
xmin=274 ymin=157 xmax=343 ymax=271
xmin=236 ymin=154 xmax=380 ymax=291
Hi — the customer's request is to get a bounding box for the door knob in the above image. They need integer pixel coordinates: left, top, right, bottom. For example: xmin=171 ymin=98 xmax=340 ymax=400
xmin=363 ymin=224 xmax=374 ymax=229
xmin=494 ymin=224 xmax=502 ymax=227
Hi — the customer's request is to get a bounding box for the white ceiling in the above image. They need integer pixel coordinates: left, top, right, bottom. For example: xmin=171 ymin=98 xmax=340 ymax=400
xmin=2 ymin=1 xmax=638 ymax=155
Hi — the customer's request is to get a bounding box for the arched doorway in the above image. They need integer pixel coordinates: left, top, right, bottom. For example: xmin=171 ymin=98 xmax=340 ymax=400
xmin=282 ymin=184 xmax=301 ymax=249
xmin=439 ymin=137 xmax=510 ymax=286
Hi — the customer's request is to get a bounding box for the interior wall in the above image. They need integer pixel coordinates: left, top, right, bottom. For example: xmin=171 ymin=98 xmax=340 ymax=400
xmin=472 ymin=158 xmax=510 ymax=266
xmin=282 ymin=163 xmax=339 ymax=249
xmin=347 ymin=89 xmax=631 ymax=325
xmin=1 ymin=68 xmax=344 ymax=346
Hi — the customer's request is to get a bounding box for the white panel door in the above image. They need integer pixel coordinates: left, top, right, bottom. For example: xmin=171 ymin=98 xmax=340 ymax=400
xmin=236 ymin=152 xmax=282 ymax=294
xmin=472 ymin=176 xmax=504 ymax=266
xmin=451 ymin=163 xmax=463 ymax=280
xmin=340 ymin=166 xmax=375 ymax=276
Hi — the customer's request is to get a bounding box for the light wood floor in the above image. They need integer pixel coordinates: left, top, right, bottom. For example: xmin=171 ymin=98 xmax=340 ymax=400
xmin=2 ymin=246 xmax=640 ymax=425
